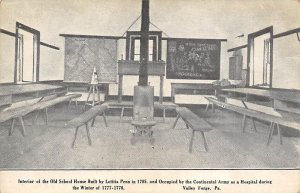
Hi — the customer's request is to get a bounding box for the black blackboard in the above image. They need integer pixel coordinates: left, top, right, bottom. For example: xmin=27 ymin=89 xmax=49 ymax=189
xmin=166 ymin=38 xmax=221 ymax=80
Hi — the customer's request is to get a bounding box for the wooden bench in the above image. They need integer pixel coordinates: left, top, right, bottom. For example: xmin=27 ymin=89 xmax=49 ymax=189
xmin=33 ymin=94 xmax=82 ymax=125
xmin=205 ymin=96 xmax=300 ymax=145
xmin=0 ymin=95 xmax=59 ymax=136
xmin=172 ymin=107 xmax=213 ymax=152
xmin=154 ymin=102 xmax=178 ymax=122
xmin=0 ymin=105 xmax=40 ymax=136
xmin=68 ymin=104 xmax=108 ymax=148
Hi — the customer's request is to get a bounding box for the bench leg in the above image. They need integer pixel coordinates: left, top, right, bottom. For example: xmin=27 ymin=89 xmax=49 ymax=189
xmin=91 ymin=117 xmax=96 ymax=127
xmin=68 ymin=99 xmax=72 ymax=110
xmin=189 ymin=130 xmax=195 ymax=153
xmin=9 ymin=118 xmax=15 ymax=136
xmin=242 ymin=114 xmax=247 ymax=133
xmin=171 ymin=114 xmax=180 ymax=129
xmin=267 ymin=122 xmax=275 ymax=146
xmin=103 ymin=111 xmax=108 ymax=127
xmin=200 ymin=131 xmax=208 ymax=152
xmin=34 ymin=110 xmax=41 ymax=125
xmin=277 ymin=123 xmax=283 ymax=145
xmin=44 ymin=108 xmax=49 ymax=125
xmin=18 ymin=116 xmax=26 ymax=137
xmin=251 ymin=117 xmax=257 ymax=132
xmin=72 ymin=126 xmax=79 ymax=148
xmin=163 ymin=108 xmax=166 ymax=123
xmin=75 ymin=100 xmax=78 ymax=110
xmin=212 ymin=103 xmax=215 ymax=113
xmin=85 ymin=123 xmax=92 ymax=146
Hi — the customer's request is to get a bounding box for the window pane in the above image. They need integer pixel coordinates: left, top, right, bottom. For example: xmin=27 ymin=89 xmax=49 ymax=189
xmin=21 ymin=30 xmax=34 ymax=82
xmin=149 ymin=54 xmax=153 ymax=61
xmin=134 ymin=39 xmax=140 ymax=55
xmin=148 ymin=40 xmax=153 ymax=55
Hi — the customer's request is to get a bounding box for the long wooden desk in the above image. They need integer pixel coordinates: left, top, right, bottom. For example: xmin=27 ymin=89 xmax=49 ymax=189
xmin=205 ymin=97 xmax=300 ymax=131
xmin=0 ymin=84 xmax=66 ymax=106
xmin=221 ymin=88 xmax=300 ymax=114
xmin=171 ymin=83 xmax=215 ymax=103
xmin=105 ymin=101 xmax=178 ymax=122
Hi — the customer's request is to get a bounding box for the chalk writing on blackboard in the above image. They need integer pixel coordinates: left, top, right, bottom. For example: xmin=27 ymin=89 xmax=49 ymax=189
xmin=166 ymin=39 xmax=221 ymax=80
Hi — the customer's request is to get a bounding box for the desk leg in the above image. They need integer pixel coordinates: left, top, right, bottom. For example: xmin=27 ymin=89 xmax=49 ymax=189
xmin=205 ymin=102 xmax=210 ymax=112
xmin=245 ymin=94 xmax=249 ymax=101
xmin=159 ymin=75 xmax=163 ymax=104
xmin=118 ymin=75 xmax=123 ymax=103
xmin=163 ymin=108 xmax=166 ymax=123
xmin=120 ymin=107 xmax=125 ymax=122
xmin=171 ymin=114 xmax=180 ymax=129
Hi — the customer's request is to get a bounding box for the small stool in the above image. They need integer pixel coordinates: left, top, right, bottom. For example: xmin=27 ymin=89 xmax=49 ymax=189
xmin=131 ymin=120 xmax=156 ymax=145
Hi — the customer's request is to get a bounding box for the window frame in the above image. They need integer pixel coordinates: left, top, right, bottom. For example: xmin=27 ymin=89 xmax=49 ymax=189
xmin=14 ymin=22 xmax=40 ymax=83
xmin=247 ymin=26 xmax=273 ymax=88
xmin=126 ymin=31 xmax=162 ymax=61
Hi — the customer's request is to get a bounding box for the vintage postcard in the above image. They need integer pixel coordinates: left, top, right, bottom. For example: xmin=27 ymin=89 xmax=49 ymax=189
xmin=0 ymin=0 xmax=299 ymax=192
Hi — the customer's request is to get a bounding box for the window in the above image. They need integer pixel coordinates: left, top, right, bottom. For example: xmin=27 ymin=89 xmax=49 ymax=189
xmin=263 ymin=38 xmax=271 ymax=85
xmin=247 ymin=26 xmax=273 ymax=88
xmin=132 ymin=38 xmax=154 ymax=61
xmin=126 ymin=31 xmax=162 ymax=61
xmin=15 ymin=22 xmax=40 ymax=83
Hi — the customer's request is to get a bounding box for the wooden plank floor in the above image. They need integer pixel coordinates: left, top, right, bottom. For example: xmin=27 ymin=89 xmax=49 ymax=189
xmin=0 ymin=104 xmax=299 ymax=168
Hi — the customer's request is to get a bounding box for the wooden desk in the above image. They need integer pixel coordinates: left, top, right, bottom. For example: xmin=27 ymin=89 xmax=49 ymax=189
xmin=0 ymin=84 xmax=65 ymax=106
xmin=171 ymin=83 xmax=215 ymax=103
xmin=222 ymin=88 xmax=300 ymax=114
xmin=105 ymin=101 xmax=177 ymax=122
xmin=117 ymin=60 xmax=166 ymax=103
